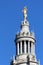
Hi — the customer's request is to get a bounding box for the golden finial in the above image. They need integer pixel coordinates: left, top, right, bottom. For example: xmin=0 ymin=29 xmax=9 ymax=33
xmin=22 ymin=7 xmax=27 ymax=20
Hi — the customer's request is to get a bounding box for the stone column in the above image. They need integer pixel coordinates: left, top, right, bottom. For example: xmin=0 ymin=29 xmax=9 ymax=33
xmin=31 ymin=42 xmax=33 ymax=54
xmin=34 ymin=44 xmax=35 ymax=55
xmin=20 ymin=41 xmax=22 ymax=54
xmin=28 ymin=41 xmax=30 ymax=54
xmin=31 ymin=42 xmax=35 ymax=55
xmin=17 ymin=42 xmax=19 ymax=55
xmin=24 ymin=41 xmax=26 ymax=54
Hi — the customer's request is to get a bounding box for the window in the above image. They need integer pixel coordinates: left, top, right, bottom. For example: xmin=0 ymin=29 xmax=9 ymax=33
xmin=26 ymin=41 xmax=28 ymax=53
xmin=16 ymin=43 xmax=17 ymax=55
xmin=19 ymin=42 xmax=20 ymax=53
xmin=22 ymin=41 xmax=24 ymax=53
xmin=30 ymin=41 xmax=31 ymax=53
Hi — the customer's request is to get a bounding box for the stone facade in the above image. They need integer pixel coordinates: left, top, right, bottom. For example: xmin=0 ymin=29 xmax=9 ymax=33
xmin=10 ymin=7 xmax=40 ymax=65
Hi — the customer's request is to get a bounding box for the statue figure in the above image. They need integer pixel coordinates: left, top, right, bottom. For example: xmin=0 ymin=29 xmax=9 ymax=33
xmin=22 ymin=7 xmax=27 ymax=20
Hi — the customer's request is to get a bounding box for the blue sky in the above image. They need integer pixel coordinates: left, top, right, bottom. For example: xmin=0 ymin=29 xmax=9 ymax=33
xmin=0 ymin=0 xmax=43 ymax=65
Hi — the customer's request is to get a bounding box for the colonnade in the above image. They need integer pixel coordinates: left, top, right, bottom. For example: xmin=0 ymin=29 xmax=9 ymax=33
xmin=16 ymin=41 xmax=35 ymax=55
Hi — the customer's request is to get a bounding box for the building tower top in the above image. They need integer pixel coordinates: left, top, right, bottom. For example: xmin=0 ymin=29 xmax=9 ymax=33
xmin=10 ymin=7 xmax=40 ymax=65
xmin=15 ymin=7 xmax=36 ymax=56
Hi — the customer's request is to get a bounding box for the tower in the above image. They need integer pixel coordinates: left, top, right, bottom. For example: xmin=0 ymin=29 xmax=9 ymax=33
xmin=10 ymin=7 xmax=40 ymax=65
